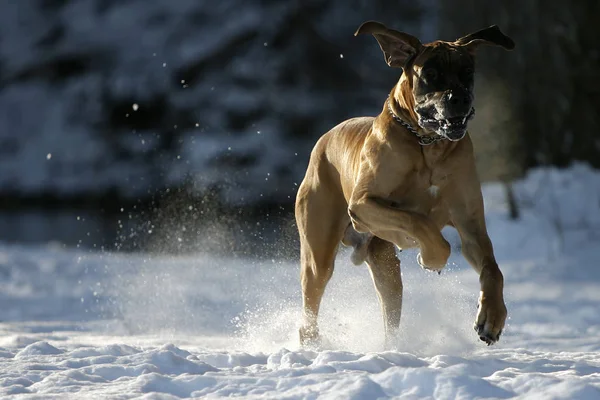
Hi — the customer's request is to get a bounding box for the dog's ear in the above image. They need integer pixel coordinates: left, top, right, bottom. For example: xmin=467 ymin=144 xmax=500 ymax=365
xmin=355 ymin=21 xmax=422 ymax=68
xmin=454 ymin=25 xmax=515 ymax=52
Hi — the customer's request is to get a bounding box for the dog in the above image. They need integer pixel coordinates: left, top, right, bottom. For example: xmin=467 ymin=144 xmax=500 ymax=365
xmin=295 ymin=21 xmax=514 ymax=348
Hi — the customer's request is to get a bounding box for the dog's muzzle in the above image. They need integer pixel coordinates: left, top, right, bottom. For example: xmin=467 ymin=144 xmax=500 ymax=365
xmin=418 ymin=107 xmax=475 ymax=141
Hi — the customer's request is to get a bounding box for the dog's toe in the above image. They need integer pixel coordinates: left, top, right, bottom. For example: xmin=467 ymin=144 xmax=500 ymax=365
xmin=474 ymin=323 xmax=500 ymax=345
xmin=417 ymin=253 xmax=431 ymax=270
xmin=474 ymin=323 xmax=483 ymax=335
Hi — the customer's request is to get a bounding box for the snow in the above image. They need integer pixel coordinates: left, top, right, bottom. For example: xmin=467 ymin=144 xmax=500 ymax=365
xmin=1 ymin=164 xmax=600 ymax=398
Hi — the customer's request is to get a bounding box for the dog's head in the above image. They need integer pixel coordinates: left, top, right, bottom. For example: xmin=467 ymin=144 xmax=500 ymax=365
xmin=356 ymin=22 xmax=514 ymax=141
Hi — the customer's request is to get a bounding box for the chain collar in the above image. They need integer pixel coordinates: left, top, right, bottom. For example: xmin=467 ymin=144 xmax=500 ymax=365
xmin=387 ymin=100 xmax=443 ymax=146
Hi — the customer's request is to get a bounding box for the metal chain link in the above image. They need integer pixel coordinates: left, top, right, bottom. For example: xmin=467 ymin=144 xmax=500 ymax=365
xmin=386 ymin=100 xmax=443 ymax=146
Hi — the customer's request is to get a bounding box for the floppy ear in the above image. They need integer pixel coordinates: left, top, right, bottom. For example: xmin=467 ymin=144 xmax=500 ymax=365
xmin=355 ymin=21 xmax=422 ymax=68
xmin=454 ymin=25 xmax=515 ymax=52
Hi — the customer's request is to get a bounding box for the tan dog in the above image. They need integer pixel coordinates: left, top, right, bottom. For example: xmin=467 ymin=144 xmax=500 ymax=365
xmin=295 ymin=21 xmax=514 ymax=347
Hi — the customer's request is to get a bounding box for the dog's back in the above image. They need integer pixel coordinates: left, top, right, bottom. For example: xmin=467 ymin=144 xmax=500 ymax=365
xmin=301 ymin=116 xmax=374 ymax=203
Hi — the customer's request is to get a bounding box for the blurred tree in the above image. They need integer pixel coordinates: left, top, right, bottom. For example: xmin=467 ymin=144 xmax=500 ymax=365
xmin=439 ymin=0 xmax=600 ymax=178
xmin=0 ymin=0 xmax=424 ymax=213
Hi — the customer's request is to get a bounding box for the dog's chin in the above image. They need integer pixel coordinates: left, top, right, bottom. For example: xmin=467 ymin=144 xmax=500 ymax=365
xmin=418 ymin=115 xmax=470 ymax=141
xmin=438 ymin=125 xmax=467 ymax=141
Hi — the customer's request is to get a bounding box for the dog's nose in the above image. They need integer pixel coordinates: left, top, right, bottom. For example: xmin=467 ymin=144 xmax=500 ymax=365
xmin=443 ymin=90 xmax=471 ymax=106
xmin=442 ymin=90 xmax=472 ymax=116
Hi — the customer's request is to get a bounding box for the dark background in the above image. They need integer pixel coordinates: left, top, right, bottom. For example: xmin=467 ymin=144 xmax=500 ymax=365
xmin=0 ymin=0 xmax=598 ymax=256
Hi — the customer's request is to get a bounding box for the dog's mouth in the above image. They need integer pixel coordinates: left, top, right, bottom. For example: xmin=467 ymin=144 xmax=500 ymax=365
xmin=417 ymin=108 xmax=475 ymax=141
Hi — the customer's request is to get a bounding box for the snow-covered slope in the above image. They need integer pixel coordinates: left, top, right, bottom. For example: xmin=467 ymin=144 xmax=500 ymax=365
xmin=0 ymin=164 xmax=599 ymax=398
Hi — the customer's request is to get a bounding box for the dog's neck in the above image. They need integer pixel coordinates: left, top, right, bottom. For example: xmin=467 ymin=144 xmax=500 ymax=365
xmin=387 ymin=99 xmax=444 ymax=146
xmin=393 ymin=77 xmax=421 ymax=127
xmin=390 ymin=76 xmax=437 ymax=137
xmin=386 ymin=77 xmax=445 ymax=145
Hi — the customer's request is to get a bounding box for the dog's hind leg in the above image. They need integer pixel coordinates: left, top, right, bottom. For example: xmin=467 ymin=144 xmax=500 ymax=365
xmin=366 ymin=237 xmax=403 ymax=349
xmin=296 ymin=184 xmax=347 ymax=347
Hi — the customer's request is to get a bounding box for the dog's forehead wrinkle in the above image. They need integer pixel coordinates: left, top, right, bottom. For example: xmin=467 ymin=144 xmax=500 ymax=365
xmin=415 ymin=43 xmax=472 ymax=71
xmin=424 ymin=55 xmax=471 ymax=71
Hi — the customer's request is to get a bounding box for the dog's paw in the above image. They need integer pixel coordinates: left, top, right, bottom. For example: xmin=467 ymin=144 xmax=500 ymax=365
xmin=473 ymin=292 xmax=507 ymax=345
xmin=417 ymin=252 xmax=446 ymax=273
xmin=416 ymin=239 xmax=450 ymax=272
xmin=299 ymin=325 xmax=321 ymax=348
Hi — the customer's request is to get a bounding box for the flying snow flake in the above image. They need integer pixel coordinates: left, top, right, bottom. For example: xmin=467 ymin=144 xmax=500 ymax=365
xmin=340 ymin=54 xmax=344 ymax=59
xmin=132 ymin=103 xmax=139 ymax=111
xmin=46 ymin=153 xmax=52 ymax=160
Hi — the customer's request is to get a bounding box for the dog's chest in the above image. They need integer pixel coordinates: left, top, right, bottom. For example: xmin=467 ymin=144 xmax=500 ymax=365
xmin=387 ymin=149 xmax=451 ymax=213
xmin=388 ymin=167 xmax=443 ymax=212
xmin=421 ymin=143 xmax=454 ymax=188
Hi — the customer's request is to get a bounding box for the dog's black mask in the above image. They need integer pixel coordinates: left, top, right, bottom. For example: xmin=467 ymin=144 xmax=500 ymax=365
xmin=412 ymin=45 xmax=476 ymax=141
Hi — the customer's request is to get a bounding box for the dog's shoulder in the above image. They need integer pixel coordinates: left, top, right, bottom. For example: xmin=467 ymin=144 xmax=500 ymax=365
xmin=306 ymin=117 xmax=375 ymax=178
xmin=312 ymin=117 xmax=374 ymax=155
xmin=324 ymin=117 xmax=374 ymax=138
xmin=328 ymin=116 xmax=374 ymax=145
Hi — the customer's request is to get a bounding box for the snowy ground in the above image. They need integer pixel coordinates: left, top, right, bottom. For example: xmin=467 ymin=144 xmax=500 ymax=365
xmin=1 ymin=164 xmax=600 ymax=399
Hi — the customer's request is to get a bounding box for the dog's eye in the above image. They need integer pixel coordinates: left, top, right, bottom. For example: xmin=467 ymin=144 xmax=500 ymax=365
xmin=423 ymin=68 xmax=438 ymax=81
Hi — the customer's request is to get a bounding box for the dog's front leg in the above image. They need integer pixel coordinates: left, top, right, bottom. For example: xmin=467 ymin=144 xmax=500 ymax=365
xmin=447 ymin=167 xmax=507 ymax=345
xmin=348 ymin=192 xmax=450 ymax=270
xmin=453 ymin=212 xmax=506 ymax=345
